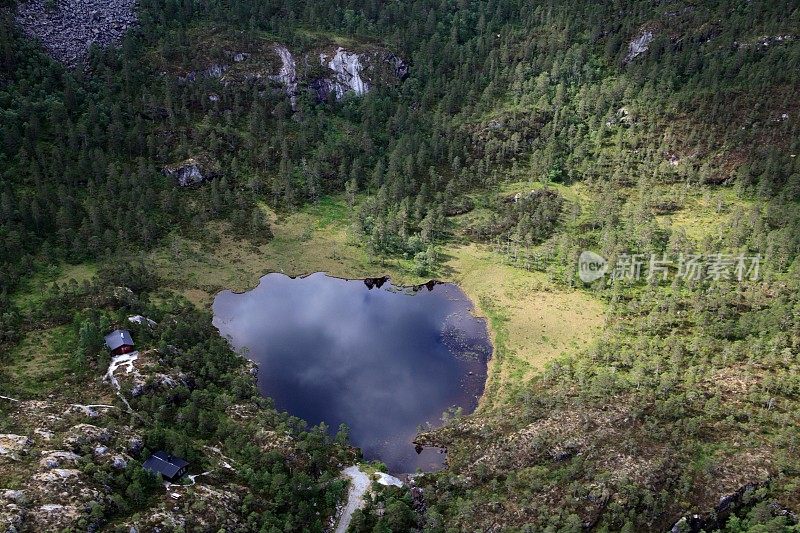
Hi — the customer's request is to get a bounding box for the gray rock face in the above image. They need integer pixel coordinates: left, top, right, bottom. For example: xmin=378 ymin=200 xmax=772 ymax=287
xmin=271 ymin=44 xmax=299 ymax=108
xmin=15 ymin=0 xmax=138 ymax=67
xmin=172 ymin=42 xmax=407 ymax=107
xmin=267 ymin=45 xmax=408 ymax=104
xmin=624 ymin=30 xmax=654 ymax=63
xmin=384 ymin=52 xmax=409 ymax=80
xmin=163 ymin=158 xmax=212 ymax=187
xmin=320 ymin=48 xmax=369 ymax=99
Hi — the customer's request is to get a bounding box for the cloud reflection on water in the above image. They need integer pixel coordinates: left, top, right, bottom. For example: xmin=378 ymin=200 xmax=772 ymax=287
xmin=213 ymin=272 xmax=492 ymax=473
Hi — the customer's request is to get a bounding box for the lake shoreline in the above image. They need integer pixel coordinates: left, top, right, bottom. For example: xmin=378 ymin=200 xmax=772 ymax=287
xmin=212 ymin=271 xmax=493 ymax=473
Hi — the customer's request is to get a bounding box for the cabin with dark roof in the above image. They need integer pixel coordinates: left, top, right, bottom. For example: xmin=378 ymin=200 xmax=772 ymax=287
xmin=142 ymin=451 xmax=189 ymax=482
xmin=104 ymin=329 xmax=134 ymax=356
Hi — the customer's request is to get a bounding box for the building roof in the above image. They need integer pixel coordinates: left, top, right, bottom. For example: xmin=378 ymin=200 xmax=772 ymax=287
xmin=142 ymin=451 xmax=189 ymax=479
xmin=104 ymin=329 xmax=134 ymax=351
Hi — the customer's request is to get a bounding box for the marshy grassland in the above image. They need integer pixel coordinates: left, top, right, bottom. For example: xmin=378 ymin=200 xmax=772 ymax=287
xmin=144 ymin=191 xmax=608 ymax=410
xmin=7 ymin=180 xmax=755 ymax=411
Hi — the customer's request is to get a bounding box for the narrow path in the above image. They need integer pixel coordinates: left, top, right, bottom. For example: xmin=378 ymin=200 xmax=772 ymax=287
xmin=67 ymin=404 xmax=116 ymax=416
xmin=103 ymin=352 xmax=144 ymax=421
xmin=187 ymin=471 xmax=212 ymax=485
xmin=104 ymin=352 xmax=139 ymax=389
xmin=335 ymin=465 xmax=370 ymax=533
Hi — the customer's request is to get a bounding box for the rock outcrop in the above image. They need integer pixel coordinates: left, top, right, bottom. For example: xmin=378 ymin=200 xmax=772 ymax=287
xmin=164 ymin=159 xmax=206 ymax=187
xmin=271 ymin=44 xmax=300 ymax=108
xmin=310 ymin=46 xmax=408 ymax=102
xmin=15 ymin=0 xmax=137 ymax=67
xmin=172 ymin=41 xmax=408 ymax=107
xmin=0 ymin=434 xmax=32 ymax=460
xmin=162 ymin=157 xmax=217 ymax=186
xmin=624 ymin=29 xmax=654 ymax=63
xmin=321 ymin=48 xmax=370 ymax=99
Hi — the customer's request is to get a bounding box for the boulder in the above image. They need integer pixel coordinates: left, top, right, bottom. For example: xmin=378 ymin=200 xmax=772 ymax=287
xmin=0 ymin=434 xmax=32 ymax=460
xmin=374 ymin=472 xmax=403 ymax=487
xmin=38 ymin=451 xmax=81 ymax=470
xmin=126 ymin=436 xmax=144 ymax=455
xmin=128 ymin=315 xmax=157 ymax=328
xmin=62 ymin=424 xmax=111 ymax=452
xmin=162 ymin=157 xmax=217 ymax=187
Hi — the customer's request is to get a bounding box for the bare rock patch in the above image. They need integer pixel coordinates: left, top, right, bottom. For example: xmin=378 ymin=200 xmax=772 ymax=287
xmin=15 ymin=0 xmax=138 ymax=66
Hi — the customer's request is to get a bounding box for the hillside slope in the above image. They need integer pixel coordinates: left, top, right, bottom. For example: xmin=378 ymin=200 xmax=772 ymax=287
xmin=1 ymin=0 xmax=799 ymax=531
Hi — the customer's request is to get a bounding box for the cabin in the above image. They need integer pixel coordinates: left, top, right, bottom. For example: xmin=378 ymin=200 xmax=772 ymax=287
xmin=104 ymin=329 xmax=134 ymax=356
xmin=142 ymin=451 xmax=190 ymax=482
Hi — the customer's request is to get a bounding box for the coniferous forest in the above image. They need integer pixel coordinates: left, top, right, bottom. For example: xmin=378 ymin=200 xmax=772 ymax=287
xmin=1 ymin=0 xmax=799 ymax=531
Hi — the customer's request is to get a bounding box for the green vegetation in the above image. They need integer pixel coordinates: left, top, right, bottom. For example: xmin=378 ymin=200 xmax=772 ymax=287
xmin=2 ymin=265 xmax=351 ymax=530
xmin=1 ymin=0 xmax=799 ymax=530
xmin=4 ymin=326 xmax=76 ymax=397
xmin=350 ymin=487 xmax=418 ymax=533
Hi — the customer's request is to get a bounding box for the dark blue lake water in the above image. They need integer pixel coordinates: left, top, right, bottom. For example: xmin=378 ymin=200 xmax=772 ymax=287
xmin=212 ymin=272 xmax=492 ymax=473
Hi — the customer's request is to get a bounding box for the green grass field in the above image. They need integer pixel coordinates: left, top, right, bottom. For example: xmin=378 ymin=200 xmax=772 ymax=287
xmin=8 ymin=180 xmax=761 ymax=410
xmin=4 ymin=191 xmax=610 ymax=410
xmin=11 ymin=263 xmax=97 ymax=313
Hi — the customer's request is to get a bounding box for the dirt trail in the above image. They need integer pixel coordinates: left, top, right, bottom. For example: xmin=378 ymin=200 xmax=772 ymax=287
xmin=104 ymin=352 xmax=139 ymax=389
xmin=336 ymin=465 xmax=370 ymax=533
xmin=103 ymin=352 xmax=143 ymax=420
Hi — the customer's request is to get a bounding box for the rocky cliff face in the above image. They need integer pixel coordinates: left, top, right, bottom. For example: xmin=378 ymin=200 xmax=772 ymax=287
xmin=624 ymin=29 xmax=654 ymax=63
xmin=309 ymin=46 xmax=409 ymax=102
xmin=172 ymin=41 xmax=409 ymax=107
xmin=271 ymin=44 xmax=300 ymax=107
xmin=15 ymin=0 xmax=137 ymax=66
xmin=163 ymin=157 xmax=218 ymax=187
xmin=13 ymin=3 xmax=408 ymax=101
xmin=272 ymin=44 xmax=409 ymax=104
xmin=322 ymin=48 xmax=370 ymax=99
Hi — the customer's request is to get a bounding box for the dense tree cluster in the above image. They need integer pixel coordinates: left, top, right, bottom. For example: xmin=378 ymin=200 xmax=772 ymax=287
xmin=1 ymin=0 xmax=799 ymax=529
xmin=0 ymin=261 xmax=348 ymax=530
xmin=3 ymin=0 xmax=798 ymax=302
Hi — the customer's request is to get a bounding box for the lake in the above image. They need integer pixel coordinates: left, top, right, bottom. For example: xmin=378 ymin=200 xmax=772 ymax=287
xmin=212 ymin=272 xmax=492 ymax=473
